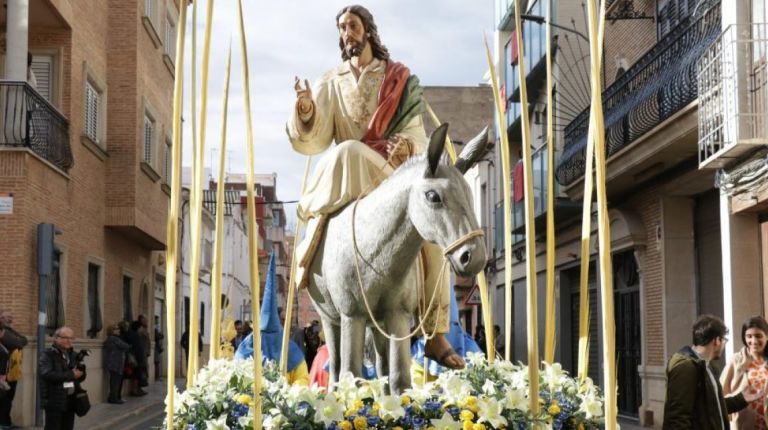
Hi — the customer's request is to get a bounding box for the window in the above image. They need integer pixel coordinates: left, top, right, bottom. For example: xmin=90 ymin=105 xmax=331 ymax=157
xmin=123 ymin=275 xmax=133 ymax=322
xmin=86 ymin=263 xmax=103 ymax=338
xmin=143 ymin=112 xmax=155 ymax=164
xmin=165 ymin=15 xmax=177 ymax=59
xmin=84 ymin=81 xmax=101 ymax=143
xmin=272 ymin=209 xmax=281 ymax=226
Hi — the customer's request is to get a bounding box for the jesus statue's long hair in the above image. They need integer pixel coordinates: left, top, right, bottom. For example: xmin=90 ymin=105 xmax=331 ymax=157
xmin=336 ymin=5 xmax=390 ymax=61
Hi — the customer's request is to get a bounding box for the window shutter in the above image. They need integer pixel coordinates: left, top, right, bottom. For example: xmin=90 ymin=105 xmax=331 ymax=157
xmin=30 ymin=56 xmax=53 ymax=101
xmin=144 ymin=116 xmax=153 ymax=164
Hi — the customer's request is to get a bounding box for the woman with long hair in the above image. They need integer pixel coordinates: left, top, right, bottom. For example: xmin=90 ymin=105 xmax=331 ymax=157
xmin=722 ymin=315 xmax=768 ymax=428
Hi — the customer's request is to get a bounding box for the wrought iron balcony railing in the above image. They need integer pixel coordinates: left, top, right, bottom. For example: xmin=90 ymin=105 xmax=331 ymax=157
xmin=698 ymin=23 xmax=768 ymax=168
xmin=555 ymin=2 xmax=721 ymax=186
xmin=0 ymin=81 xmax=73 ymax=172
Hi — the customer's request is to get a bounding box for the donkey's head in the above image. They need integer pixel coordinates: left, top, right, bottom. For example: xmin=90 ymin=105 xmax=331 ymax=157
xmin=406 ymin=123 xmax=489 ymax=277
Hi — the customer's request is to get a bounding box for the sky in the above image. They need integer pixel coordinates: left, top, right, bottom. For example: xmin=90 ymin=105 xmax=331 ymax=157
xmin=180 ymin=1 xmax=495 ymax=229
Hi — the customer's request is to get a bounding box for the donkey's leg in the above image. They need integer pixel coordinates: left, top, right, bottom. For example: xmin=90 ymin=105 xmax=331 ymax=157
xmin=371 ymin=328 xmax=389 ymax=392
xmin=386 ymin=312 xmax=412 ymax=394
xmin=340 ymin=315 xmax=365 ymax=378
xmin=321 ymin=317 xmax=341 ymax=388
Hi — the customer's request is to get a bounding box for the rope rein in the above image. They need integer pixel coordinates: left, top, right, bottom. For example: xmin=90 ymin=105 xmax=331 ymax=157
xmin=348 ymin=138 xmax=485 ymax=342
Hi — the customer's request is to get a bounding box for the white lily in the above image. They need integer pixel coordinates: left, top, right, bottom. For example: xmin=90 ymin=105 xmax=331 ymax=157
xmin=312 ymin=395 xmax=346 ymax=427
xmin=378 ymin=394 xmax=406 ymax=420
xmin=430 ymin=412 xmax=462 ymax=430
xmin=204 ymin=414 xmax=228 ymax=430
xmin=477 ymin=397 xmax=508 ymax=429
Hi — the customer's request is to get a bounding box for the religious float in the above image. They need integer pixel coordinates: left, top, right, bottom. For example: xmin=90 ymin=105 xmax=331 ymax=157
xmin=160 ymin=0 xmax=617 ymax=428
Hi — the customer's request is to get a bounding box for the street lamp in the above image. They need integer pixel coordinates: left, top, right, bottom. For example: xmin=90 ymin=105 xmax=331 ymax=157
xmin=521 ymin=14 xmax=590 ymax=43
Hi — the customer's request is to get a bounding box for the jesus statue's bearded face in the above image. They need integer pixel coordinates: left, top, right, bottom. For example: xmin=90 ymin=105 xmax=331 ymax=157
xmin=338 ymin=12 xmax=368 ymax=58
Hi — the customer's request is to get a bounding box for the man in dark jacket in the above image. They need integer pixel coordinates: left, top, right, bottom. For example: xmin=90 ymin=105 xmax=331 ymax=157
xmin=0 ymin=310 xmax=27 ymax=429
xmin=663 ymin=314 xmax=763 ymax=429
xmin=39 ymin=327 xmax=86 ymax=430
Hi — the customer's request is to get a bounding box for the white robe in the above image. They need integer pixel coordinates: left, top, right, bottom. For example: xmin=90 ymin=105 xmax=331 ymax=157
xmin=287 ymin=58 xmax=449 ymax=333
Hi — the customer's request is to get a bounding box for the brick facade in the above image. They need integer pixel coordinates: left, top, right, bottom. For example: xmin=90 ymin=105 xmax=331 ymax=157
xmin=0 ymin=0 xmax=177 ymax=425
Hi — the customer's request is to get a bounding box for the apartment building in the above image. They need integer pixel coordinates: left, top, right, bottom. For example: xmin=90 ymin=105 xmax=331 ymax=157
xmin=210 ymin=173 xmax=290 ymax=321
xmin=485 ymin=0 xmax=767 ymax=427
xmin=0 ymin=0 xmax=178 ymax=424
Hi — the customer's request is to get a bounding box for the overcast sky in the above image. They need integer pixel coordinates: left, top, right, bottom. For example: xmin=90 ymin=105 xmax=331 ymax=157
xmin=181 ymin=1 xmax=494 ymax=229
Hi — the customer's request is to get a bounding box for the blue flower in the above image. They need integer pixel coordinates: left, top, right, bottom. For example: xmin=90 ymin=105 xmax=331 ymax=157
xmin=367 ymin=416 xmax=381 ymax=426
xmin=424 ymin=400 xmax=442 ymax=411
xmin=412 ymin=416 xmax=425 ymax=429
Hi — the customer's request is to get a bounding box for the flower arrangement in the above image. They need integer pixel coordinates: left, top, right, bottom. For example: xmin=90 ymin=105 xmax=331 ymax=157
xmin=166 ymin=352 xmax=606 ymax=430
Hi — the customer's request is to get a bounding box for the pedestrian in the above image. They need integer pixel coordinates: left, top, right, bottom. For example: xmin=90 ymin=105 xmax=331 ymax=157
xmin=663 ymin=314 xmax=763 ymax=429
xmin=231 ymin=320 xmax=247 ymax=350
xmin=134 ymin=315 xmax=151 ymax=388
xmin=180 ymin=328 xmax=202 ymax=375
xmin=103 ymin=324 xmax=130 ymax=404
xmin=0 ymin=310 xmax=27 ymax=429
xmin=720 ymin=315 xmax=768 ymax=429
xmin=493 ymin=324 xmax=504 ymax=355
xmin=474 ymin=325 xmax=486 ymax=355
xmin=154 ymin=316 xmax=164 ymax=380
xmin=121 ymin=320 xmax=146 ymax=396
xmin=0 ymin=321 xmax=11 ymax=401
xmin=39 ymin=327 xmax=86 ymax=430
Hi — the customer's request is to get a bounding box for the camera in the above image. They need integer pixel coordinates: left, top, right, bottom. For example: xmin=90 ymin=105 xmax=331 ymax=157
xmin=74 ymin=349 xmax=90 ymax=370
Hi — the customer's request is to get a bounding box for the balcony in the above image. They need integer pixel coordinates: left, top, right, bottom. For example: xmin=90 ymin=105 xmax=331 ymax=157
xmin=556 ymin=3 xmax=722 ymax=186
xmin=0 ymin=81 xmax=73 ymax=172
xmin=698 ymin=23 xmax=768 ymax=168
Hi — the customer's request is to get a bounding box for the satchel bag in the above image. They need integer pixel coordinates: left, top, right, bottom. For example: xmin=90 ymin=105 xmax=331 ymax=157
xmin=73 ymin=387 xmax=91 ymax=417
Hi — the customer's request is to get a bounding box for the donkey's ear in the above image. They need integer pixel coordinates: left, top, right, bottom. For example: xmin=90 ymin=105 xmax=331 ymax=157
xmin=426 ymin=123 xmax=449 ymax=177
xmin=454 ymin=126 xmax=490 ymax=174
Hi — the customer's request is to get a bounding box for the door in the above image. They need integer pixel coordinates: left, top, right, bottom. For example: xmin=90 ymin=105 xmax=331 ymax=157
xmin=614 ymin=251 xmax=642 ymax=419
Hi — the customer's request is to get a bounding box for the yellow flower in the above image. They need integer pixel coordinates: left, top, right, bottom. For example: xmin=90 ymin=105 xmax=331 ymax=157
xmin=353 ymin=399 xmax=365 ymax=409
xmin=462 ymin=421 xmax=474 ymax=430
xmin=345 ymin=408 xmax=357 ymax=417
xmin=236 ymin=394 xmax=252 ymax=405
xmin=460 ymin=410 xmax=475 ymax=422
xmin=353 ymin=415 xmax=368 ymax=430
xmin=464 ymin=396 xmax=478 ymax=406
xmin=472 ymin=424 xmax=486 ymax=430
xmin=371 ymin=403 xmax=380 ymax=415
xmin=548 ymin=402 xmax=561 ymax=415
xmin=401 ymin=395 xmax=412 ymax=406
xmin=393 ymin=427 xmax=404 ymax=430
xmin=339 ymin=421 xmax=353 ymax=430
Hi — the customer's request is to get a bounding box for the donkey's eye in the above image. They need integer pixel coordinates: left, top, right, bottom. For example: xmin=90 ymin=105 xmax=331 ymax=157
xmin=425 ymin=190 xmax=441 ymax=203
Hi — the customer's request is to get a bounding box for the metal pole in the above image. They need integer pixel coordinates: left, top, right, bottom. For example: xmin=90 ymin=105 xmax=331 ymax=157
xmin=35 ymin=271 xmax=47 ymax=427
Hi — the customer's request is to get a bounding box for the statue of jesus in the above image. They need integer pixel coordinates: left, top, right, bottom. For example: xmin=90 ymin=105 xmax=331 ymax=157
xmin=287 ymin=4 xmax=465 ymax=370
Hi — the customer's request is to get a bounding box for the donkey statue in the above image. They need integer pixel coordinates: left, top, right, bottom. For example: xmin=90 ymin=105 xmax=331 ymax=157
xmin=306 ymin=123 xmax=489 ymax=393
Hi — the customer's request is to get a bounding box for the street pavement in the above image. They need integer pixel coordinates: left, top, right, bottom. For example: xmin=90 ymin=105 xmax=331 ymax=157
xmin=71 ymin=378 xmax=182 ymax=430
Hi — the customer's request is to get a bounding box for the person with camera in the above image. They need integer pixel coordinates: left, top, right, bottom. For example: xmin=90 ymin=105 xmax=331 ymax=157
xmin=39 ymin=327 xmax=87 ymax=430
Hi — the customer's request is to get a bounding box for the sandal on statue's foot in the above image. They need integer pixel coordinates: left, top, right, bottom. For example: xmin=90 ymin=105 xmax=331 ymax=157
xmin=424 ymin=335 xmax=465 ymax=369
